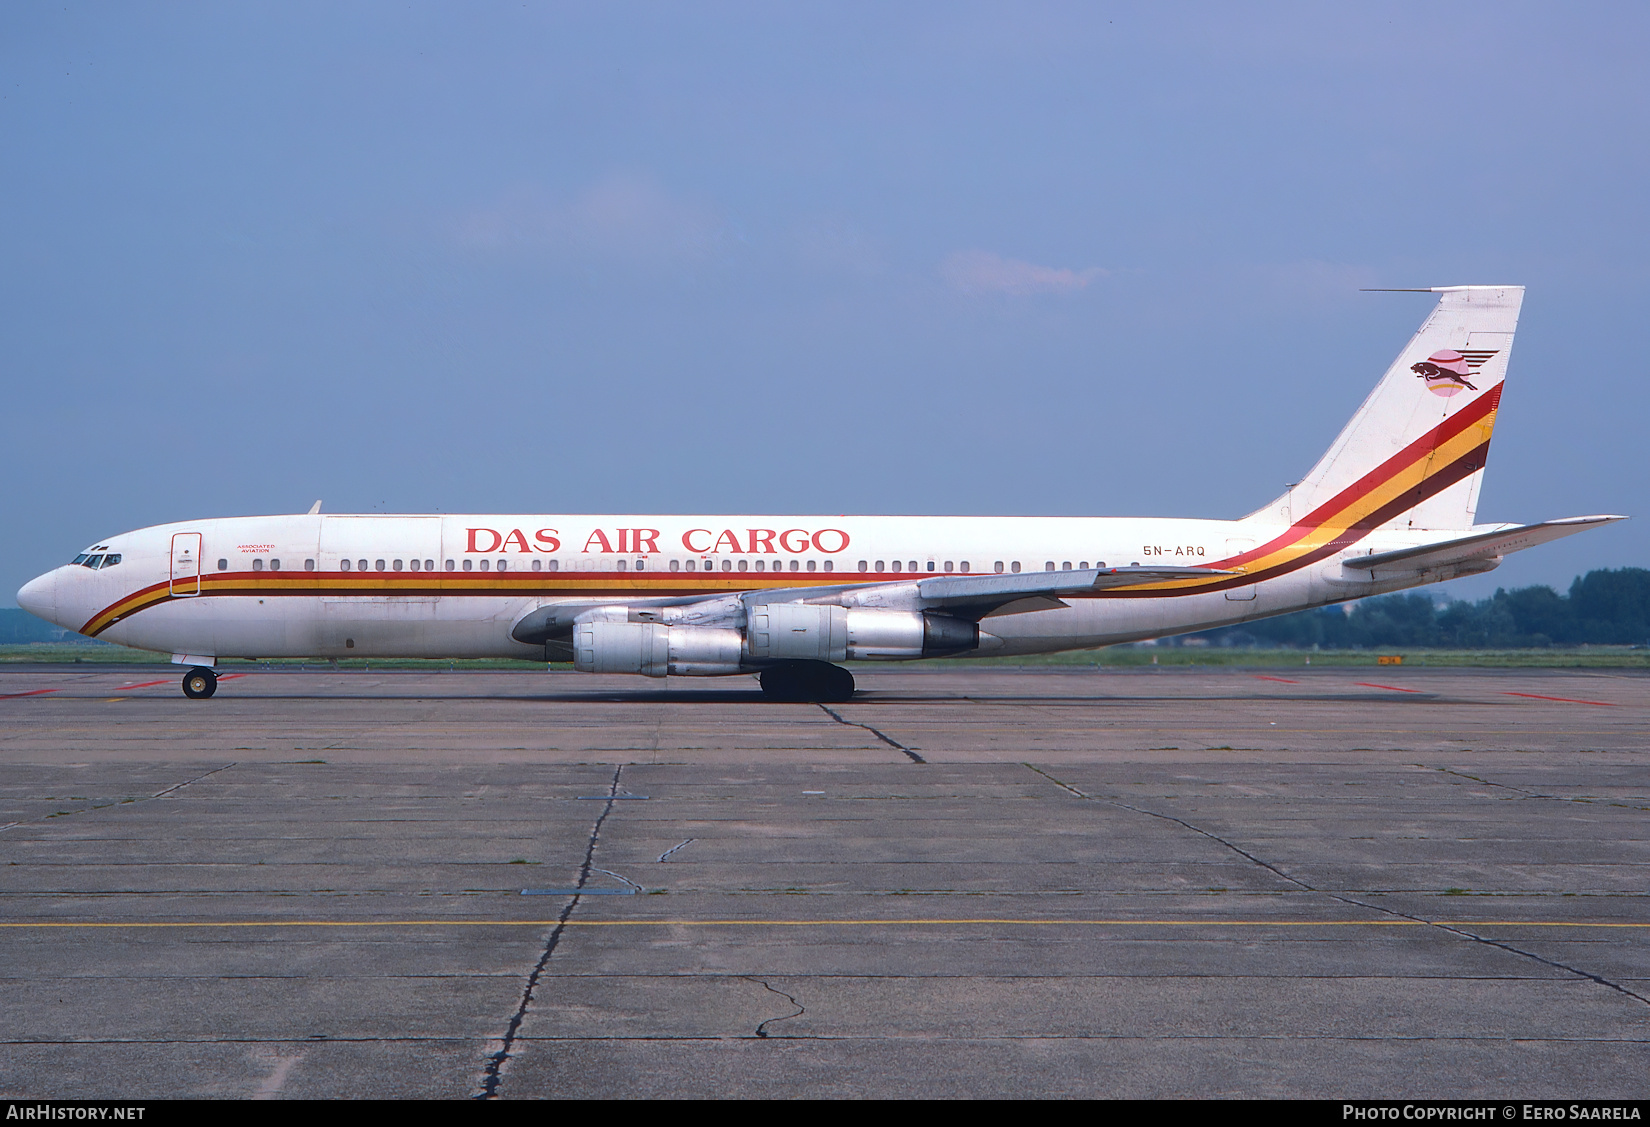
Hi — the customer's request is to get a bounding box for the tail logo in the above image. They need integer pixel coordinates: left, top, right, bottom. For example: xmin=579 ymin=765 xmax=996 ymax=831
xmin=1412 ymin=349 xmax=1498 ymax=397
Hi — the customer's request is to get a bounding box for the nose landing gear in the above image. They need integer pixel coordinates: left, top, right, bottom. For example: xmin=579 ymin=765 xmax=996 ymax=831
xmin=181 ymin=667 xmax=218 ymax=699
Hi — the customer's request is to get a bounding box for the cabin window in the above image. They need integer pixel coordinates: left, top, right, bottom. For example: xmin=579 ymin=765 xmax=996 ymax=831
xmin=1096 ymin=560 xmax=1106 ymax=568
xmin=445 ymin=559 xmax=455 ymax=571
xmin=305 ymin=559 xmax=315 ymax=571
xmin=636 ymin=558 xmax=645 ymax=571
xmin=754 ymin=560 xmax=765 ymax=572
xmin=358 ymin=560 xmax=367 ymax=572
xmin=722 ymin=559 xmax=732 ymax=572
xmin=737 ymin=560 xmax=748 ymax=572
xmin=822 ymin=560 xmax=832 ymax=572
xmin=927 ymin=562 xmax=936 ymax=572
xmin=530 ymin=559 xmax=540 ymax=572
xmin=269 ymin=559 xmax=280 ymax=570
xmin=340 ymin=559 xmax=351 ymax=572
xmin=891 ymin=560 xmax=901 ymax=573
xmin=410 ymin=559 xmax=420 ymax=571
xmin=669 ymin=559 xmax=680 ymax=572
xmin=496 ymin=560 xmax=507 ymax=571
xmin=375 ymin=559 xmax=386 ymax=572
xmin=684 ymin=559 xmax=695 ymax=571
xmin=1062 ymin=562 xmax=1072 ymax=570
xmin=909 ymin=561 xmax=917 ymax=572
xmin=807 ymin=560 xmax=817 ymax=572
xmin=875 ymin=561 xmax=885 ymax=572
xmin=960 ymin=561 xmax=969 ymax=572
xmin=617 ymin=559 xmax=627 ymax=571
xmin=858 ymin=561 xmax=868 ymax=572
xmin=425 ymin=559 xmax=434 ymax=571
xmin=994 ymin=561 xmax=1004 ymax=573
xmin=548 ymin=559 xmax=558 ymax=571
xmin=789 ymin=560 xmax=799 ymax=572
xmin=1080 ymin=561 xmax=1087 ymax=569
xmin=1012 ymin=561 xmax=1021 ymax=573
xmin=479 ymin=560 xmax=489 ymax=572
xmin=393 ymin=560 xmax=403 ymax=571
xmin=218 ymin=559 xmax=228 ymax=571
xmin=463 ymin=559 xmax=472 ymax=572
xmin=1045 ymin=562 xmax=1054 ymax=571
xmin=944 ymin=561 xmax=953 ymax=571
xmin=253 ymin=559 xmax=263 ymax=572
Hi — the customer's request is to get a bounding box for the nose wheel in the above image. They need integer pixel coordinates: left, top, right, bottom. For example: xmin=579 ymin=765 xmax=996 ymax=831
xmin=181 ymin=667 xmax=218 ymax=699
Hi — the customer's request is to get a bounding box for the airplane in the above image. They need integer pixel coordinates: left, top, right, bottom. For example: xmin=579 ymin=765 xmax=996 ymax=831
xmin=14 ymin=285 xmax=1624 ymax=702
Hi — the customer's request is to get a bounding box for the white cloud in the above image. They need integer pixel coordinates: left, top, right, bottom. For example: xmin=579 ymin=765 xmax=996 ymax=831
xmin=939 ymin=250 xmax=1104 ymax=295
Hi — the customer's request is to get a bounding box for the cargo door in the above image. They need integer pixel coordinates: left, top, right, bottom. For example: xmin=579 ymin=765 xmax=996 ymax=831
xmin=170 ymin=532 xmax=202 ymax=596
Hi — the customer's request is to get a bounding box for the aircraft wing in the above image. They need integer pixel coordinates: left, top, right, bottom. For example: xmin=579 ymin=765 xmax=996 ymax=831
xmin=512 ymin=564 xmax=1233 ymax=643
xmin=915 ymin=565 xmax=1232 ymax=618
xmin=1343 ymin=516 xmax=1627 ymax=574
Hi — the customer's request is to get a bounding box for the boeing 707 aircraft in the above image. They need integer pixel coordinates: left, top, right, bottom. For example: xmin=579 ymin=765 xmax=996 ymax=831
xmin=15 ymin=286 xmax=1623 ymax=701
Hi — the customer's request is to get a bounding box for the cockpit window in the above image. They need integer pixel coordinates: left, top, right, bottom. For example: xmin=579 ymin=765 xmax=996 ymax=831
xmin=72 ymin=554 xmax=90 ymax=566
xmin=83 ymin=555 xmax=105 ymax=569
xmin=101 ymin=554 xmax=121 ymax=568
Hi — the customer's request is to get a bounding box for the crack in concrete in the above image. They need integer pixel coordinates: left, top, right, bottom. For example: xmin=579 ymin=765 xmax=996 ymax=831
xmin=1 ymin=763 xmax=239 ymax=834
xmin=1427 ymin=765 xmax=1650 ymax=814
xmin=1022 ymin=763 xmax=1650 ymax=1011
xmin=657 ymin=838 xmax=695 ymax=863
xmin=477 ymin=764 xmax=625 ymax=1099
xmin=818 ymin=705 xmax=925 ymax=763
xmin=153 ymin=763 xmax=239 ymax=799
xmin=745 ymin=977 xmax=805 ymax=1038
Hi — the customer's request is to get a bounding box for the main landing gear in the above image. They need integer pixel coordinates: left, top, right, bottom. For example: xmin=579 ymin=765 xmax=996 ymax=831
xmin=181 ymin=667 xmax=218 ymax=699
xmin=758 ymin=661 xmax=855 ymax=703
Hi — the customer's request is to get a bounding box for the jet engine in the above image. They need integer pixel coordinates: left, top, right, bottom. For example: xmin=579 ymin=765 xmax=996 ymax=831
xmin=745 ymin=604 xmax=978 ymax=661
xmin=572 ymin=621 xmax=743 ymax=677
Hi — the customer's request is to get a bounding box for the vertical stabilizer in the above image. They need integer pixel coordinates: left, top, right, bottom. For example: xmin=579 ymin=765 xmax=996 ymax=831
xmin=1253 ymin=286 xmax=1522 ymax=533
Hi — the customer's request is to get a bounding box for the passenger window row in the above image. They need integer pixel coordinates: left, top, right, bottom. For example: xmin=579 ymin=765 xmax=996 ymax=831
xmin=857 ymin=561 xmax=977 ymax=574
xmin=197 ymin=555 xmax=1109 ymax=579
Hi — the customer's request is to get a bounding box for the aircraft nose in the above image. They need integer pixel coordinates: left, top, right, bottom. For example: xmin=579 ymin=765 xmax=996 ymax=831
xmin=16 ymin=570 xmax=58 ymax=622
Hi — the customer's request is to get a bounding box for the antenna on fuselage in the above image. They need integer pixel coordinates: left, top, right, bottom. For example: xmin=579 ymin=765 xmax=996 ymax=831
xmin=307 ymin=500 xmax=322 ymax=515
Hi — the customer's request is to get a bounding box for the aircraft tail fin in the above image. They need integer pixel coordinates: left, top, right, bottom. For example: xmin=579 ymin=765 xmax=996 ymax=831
xmin=1251 ymin=286 xmax=1523 ymax=533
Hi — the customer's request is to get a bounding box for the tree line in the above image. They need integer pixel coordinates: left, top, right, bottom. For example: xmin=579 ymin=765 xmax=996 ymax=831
xmin=1191 ymin=567 xmax=1650 ymax=649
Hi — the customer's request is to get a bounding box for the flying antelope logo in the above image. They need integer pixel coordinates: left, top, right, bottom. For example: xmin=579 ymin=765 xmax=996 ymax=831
xmin=1412 ymin=348 xmax=1498 ymax=397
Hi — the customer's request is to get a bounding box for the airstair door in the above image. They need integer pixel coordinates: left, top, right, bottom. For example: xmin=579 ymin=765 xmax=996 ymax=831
xmin=170 ymin=532 xmax=202 ymax=596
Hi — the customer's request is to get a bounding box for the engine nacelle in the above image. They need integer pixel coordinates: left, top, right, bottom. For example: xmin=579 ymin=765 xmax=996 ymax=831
xmin=745 ymin=604 xmax=849 ymax=661
xmin=573 ymin=621 xmax=743 ymax=677
xmin=746 ymin=604 xmax=976 ymax=660
xmin=845 ymin=609 xmax=977 ymax=659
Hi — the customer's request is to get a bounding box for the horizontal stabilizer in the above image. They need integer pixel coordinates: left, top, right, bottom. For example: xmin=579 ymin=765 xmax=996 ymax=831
xmin=1343 ymin=516 xmax=1627 ymax=574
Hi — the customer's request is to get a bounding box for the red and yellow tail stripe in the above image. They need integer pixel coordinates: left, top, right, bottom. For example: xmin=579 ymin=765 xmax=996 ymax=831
xmin=1105 ymin=383 xmax=1501 ymax=597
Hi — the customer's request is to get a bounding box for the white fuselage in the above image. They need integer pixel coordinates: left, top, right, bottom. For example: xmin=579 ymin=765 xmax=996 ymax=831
xmin=22 ymin=511 xmax=1466 ymax=664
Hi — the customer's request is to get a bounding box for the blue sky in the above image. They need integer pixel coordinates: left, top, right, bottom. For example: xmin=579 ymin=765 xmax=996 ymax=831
xmin=3 ymin=2 xmax=1646 ymax=604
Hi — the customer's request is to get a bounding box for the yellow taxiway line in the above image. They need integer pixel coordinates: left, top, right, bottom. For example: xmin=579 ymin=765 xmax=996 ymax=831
xmin=1 ymin=918 xmax=1646 ymax=930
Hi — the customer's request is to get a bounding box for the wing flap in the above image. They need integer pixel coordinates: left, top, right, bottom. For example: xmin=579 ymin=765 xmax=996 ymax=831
xmin=918 ymin=565 xmax=1231 ymax=616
